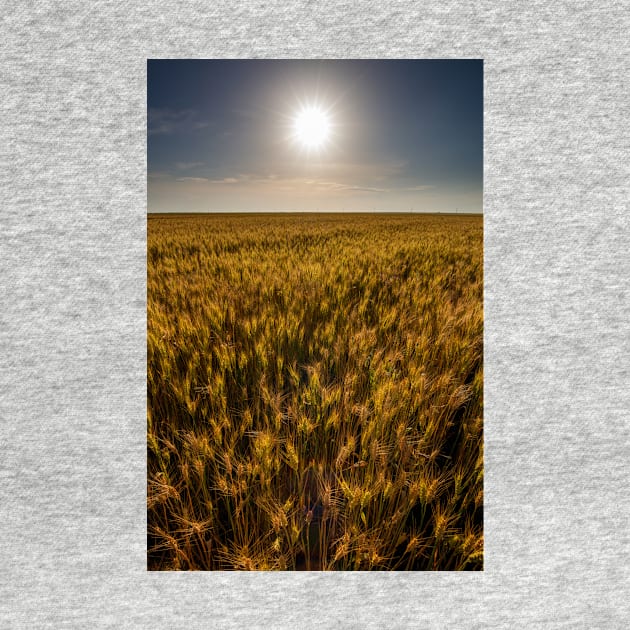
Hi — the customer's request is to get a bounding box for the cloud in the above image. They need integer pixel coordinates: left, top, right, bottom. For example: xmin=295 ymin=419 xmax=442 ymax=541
xmin=307 ymin=180 xmax=386 ymax=193
xmin=400 ymin=185 xmax=435 ymax=191
xmin=148 ymin=172 xmax=458 ymax=214
xmin=204 ymin=174 xmax=383 ymax=192
xmin=163 ymin=172 xmax=432 ymax=197
xmin=148 ymin=108 xmax=211 ymax=135
xmin=244 ymin=160 xmax=408 ymax=182
xmin=174 ymin=176 xmax=240 ymax=184
xmin=287 ymin=178 xmax=431 ymax=194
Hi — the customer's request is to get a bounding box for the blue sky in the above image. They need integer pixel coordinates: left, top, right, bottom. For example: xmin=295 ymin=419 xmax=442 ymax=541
xmin=148 ymin=60 xmax=483 ymax=213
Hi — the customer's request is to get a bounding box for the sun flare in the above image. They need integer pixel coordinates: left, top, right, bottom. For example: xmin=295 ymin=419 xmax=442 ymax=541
xmin=293 ymin=106 xmax=331 ymax=150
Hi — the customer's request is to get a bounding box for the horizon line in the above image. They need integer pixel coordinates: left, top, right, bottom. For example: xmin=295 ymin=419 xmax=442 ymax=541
xmin=147 ymin=210 xmax=484 ymax=216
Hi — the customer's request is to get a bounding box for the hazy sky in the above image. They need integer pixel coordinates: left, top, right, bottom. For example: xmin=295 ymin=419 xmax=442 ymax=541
xmin=148 ymin=60 xmax=483 ymax=213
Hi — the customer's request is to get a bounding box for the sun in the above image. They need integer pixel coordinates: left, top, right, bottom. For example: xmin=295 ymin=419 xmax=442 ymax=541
xmin=293 ymin=106 xmax=331 ymax=150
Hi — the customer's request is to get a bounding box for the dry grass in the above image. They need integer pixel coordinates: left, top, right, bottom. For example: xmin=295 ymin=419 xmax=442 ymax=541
xmin=147 ymin=213 xmax=483 ymax=570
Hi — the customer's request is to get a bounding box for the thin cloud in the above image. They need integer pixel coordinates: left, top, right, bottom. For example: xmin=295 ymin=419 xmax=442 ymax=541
xmin=214 ymin=175 xmax=385 ymax=192
xmin=176 ymin=177 xmax=239 ymax=184
xmin=308 ymin=180 xmax=386 ymax=193
xmin=148 ymin=108 xmax=210 ymax=136
xmin=167 ymin=173 xmax=430 ymax=195
xmin=305 ymin=160 xmax=408 ymax=179
xmin=244 ymin=160 xmax=408 ymax=181
xmin=175 ymin=161 xmax=205 ymax=170
xmin=148 ymin=171 xmax=170 ymax=180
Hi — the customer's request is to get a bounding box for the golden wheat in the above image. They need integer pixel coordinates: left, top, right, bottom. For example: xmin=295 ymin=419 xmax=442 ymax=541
xmin=148 ymin=213 xmax=483 ymax=570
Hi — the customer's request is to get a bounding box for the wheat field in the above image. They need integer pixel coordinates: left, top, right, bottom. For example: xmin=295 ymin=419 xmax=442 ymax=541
xmin=147 ymin=213 xmax=483 ymax=570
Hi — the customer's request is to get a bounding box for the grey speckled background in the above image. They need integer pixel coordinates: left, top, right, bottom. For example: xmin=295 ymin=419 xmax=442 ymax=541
xmin=1 ymin=2 xmax=629 ymax=628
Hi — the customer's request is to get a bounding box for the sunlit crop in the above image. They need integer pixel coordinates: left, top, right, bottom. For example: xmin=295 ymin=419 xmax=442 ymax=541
xmin=148 ymin=213 xmax=483 ymax=570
